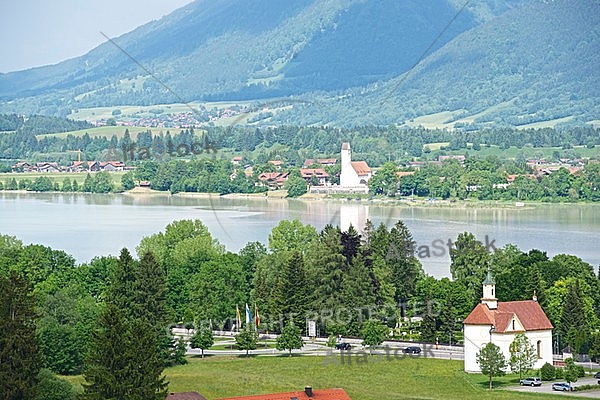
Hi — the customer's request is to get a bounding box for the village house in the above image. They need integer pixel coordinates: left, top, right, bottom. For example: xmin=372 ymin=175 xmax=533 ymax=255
xmin=11 ymin=162 xmax=35 ymax=172
xmin=300 ymin=168 xmax=329 ymax=186
xmin=257 ymin=172 xmax=289 ymax=190
xmin=463 ymin=271 xmax=553 ymax=373
xmin=303 ymin=158 xmax=337 ymax=168
xmin=36 ymin=162 xmax=61 ymax=173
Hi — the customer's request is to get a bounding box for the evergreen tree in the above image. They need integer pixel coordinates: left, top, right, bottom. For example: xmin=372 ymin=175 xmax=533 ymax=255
xmin=276 ymin=323 xmax=304 ymax=356
xmin=0 ymin=272 xmax=41 ymax=400
xmin=83 ymin=250 xmax=169 ymax=400
xmin=476 ymin=342 xmax=506 ymax=389
xmin=279 ymin=251 xmax=309 ymax=329
xmin=560 ymin=280 xmax=587 ymax=353
xmin=420 ymin=309 xmax=437 ymax=343
xmin=388 ymin=220 xmax=423 ymax=302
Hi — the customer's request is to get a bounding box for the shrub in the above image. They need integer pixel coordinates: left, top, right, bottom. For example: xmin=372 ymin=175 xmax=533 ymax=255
xmin=554 ymin=367 xmax=564 ymax=379
xmin=576 ymin=365 xmax=586 ymax=378
xmin=540 ymin=362 xmax=555 ymax=381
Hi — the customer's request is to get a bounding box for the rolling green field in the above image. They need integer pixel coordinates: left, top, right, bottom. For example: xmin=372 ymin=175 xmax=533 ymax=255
xmin=62 ymin=355 xmax=571 ymax=400
xmin=0 ymin=172 xmax=125 ymax=186
xmin=35 ymin=126 xmax=164 ymax=140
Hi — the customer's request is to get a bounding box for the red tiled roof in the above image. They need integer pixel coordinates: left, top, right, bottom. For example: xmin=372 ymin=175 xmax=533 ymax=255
xmin=396 ymin=171 xmax=415 ymax=178
xmin=464 ymin=301 xmax=553 ymax=332
xmin=219 ymin=388 xmax=351 ymax=400
xmin=268 ymin=160 xmax=284 ymax=166
xmin=351 ymin=161 xmax=371 ymax=176
xmin=300 ymin=168 xmax=329 ymax=178
xmin=167 ymin=392 xmax=207 ymax=400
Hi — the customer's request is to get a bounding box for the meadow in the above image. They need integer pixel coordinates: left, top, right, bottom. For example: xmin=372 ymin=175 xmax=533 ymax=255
xmin=62 ymin=355 xmax=569 ymax=399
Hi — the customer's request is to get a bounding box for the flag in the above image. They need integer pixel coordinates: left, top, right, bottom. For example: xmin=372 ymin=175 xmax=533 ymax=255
xmin=245 ymin=303 xmax=252 ymax=325
xmin=236 ymin=304 xmax=241 ymax=330
xmin=255 ymin=304 xmax=261 ymax=327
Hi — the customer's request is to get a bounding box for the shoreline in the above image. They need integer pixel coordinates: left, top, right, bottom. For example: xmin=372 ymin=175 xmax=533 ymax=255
xmin=3 ymin=188 xmax=600 ymax=210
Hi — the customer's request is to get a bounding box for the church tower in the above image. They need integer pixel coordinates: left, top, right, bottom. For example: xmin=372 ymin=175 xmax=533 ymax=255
xmin=481 ymin=269 xmax=497 ymax=309
xmin=340 ymin=142 xmax=352 ymax=187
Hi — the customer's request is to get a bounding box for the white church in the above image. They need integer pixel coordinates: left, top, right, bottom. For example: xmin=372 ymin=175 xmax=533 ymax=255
xmin=339 ymin=142 xmax=372 ymax=192
xmin=463 ymin=271 xmax=554 ymax=373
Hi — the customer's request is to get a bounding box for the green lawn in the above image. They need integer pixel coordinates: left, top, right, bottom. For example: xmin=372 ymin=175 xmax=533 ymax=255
xmin=60 ymin=354 xmax=591 ymax=399
xmin=0 ymin=171 xmax=125 ymax=187
xmin=164 ymin=355 xmax=556 ymax=400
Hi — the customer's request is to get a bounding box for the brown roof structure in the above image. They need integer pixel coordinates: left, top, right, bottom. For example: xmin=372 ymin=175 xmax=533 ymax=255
xmin=167 ymin=392 xmax=207 ymax=400
xmin=350 ymin=161 xmax=371 ymax=176
xmin=464 ymin=300 xmax=553 ymax=333
xmin=219 ymin=388 xmax=351 ymax=400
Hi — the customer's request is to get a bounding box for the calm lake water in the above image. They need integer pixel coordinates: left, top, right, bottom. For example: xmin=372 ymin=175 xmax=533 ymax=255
xmin=1 ymin=192 xmax=598 ymax=278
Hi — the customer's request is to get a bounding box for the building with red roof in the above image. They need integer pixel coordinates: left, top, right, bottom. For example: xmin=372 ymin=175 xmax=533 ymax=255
xmin=339 ymin=143 xmax=371 ymax=192
xmin=463 ymin=271 xmax=553 ymax=373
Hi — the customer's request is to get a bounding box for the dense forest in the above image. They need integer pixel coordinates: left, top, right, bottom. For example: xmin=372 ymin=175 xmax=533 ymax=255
xmin=1 ymin=114 xmax=599 ymax=164
xmin=1 ymin=219 xmax=599 ymax=396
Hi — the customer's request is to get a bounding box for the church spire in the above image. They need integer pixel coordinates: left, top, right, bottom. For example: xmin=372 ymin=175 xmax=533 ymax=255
xmin=481 ymin=268 xmax=497 ymax=309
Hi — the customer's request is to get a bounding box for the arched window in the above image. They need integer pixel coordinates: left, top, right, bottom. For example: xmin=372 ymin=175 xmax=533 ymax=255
xmin=492 ymin=287 xmax=494 ymax=297
xmin=537 ymin=340 xmax=542 ymax=359
xmin=512 ymin=320 xmax=515 ymax=331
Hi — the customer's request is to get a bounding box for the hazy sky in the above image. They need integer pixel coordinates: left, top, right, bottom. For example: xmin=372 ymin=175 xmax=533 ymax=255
xmin=0 ymin=0 xmax=193 ymax=73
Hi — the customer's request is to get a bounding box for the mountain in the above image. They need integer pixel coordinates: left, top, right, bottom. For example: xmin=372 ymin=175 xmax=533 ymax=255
xmin=273 ymin=0 xmax=600 ymax=128
xmin=0 ymin=0 xmax=597 ymax=129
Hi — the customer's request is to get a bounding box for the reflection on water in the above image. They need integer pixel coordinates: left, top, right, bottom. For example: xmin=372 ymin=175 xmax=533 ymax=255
xmin=0 ymin=192 xmax=598 ymax=278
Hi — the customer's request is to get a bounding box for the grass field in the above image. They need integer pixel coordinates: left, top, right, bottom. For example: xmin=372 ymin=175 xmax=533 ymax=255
xmin=0 ymin=172 xmax=125 ymax=187
xmin=426 ymin=144 xmax=600 ymax=160
xmin=35 ymin=126 xmax=168 ymax=140
xmin=62 ymin=355 xmax=570 ymax=399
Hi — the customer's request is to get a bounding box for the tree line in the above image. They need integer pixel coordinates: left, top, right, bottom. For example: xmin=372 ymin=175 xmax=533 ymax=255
xmin=1 ymin=218 xmax=598 ymax=396
xmin=1 ymin=115 xmax=598 ymax=167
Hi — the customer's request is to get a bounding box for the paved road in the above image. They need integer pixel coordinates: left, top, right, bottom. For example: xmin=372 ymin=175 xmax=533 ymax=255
xmin=508 ymin=378 xmax=600 ymax=398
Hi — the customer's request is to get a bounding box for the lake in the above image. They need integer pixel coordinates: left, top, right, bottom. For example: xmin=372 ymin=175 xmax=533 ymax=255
xmin=1 ymin=192 xmax=598 ymax=278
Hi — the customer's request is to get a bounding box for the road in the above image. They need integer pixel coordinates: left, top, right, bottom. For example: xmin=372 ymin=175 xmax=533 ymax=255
xmin=508 ymin=378 xmax=600 ymax=398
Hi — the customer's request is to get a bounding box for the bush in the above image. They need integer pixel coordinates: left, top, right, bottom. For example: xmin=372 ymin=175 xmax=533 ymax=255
xmin=576 ymin=365 xmax=586 ymax=378
xmin=555 ymin=367 xmax=564 ymax=379
xmin=540 ymin=362 xmax=555 ymax=381
xmin=36 ymin=369 xmax=76 ymax=400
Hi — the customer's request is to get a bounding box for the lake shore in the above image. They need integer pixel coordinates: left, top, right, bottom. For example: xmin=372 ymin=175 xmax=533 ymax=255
xmin=4 ymin=187 xmax=600 ymax=210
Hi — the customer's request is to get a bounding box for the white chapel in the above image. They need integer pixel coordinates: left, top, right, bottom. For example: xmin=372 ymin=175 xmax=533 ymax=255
xmin=463 ymin=270 xmax=554 ymax=373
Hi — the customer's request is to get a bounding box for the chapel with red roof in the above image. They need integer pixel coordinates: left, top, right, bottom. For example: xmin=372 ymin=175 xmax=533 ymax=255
xmin=463 ymin=270 xmax=553 ymax=373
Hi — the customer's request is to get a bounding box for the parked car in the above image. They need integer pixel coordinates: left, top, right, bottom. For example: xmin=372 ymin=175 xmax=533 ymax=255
xmin=594 ymin=371 xmax=600 ymax=379
xmin=403 ymin=346 xmax=421 ymax=354
xmin=519 ymin=377 xmax=542 ymax=386
xmin=335 ymin=342 xmax=351 ymax=350
xmin=552 ymin=382 xmax=571 ymax=391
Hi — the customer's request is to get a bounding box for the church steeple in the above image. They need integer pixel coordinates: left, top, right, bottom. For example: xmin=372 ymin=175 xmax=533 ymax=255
xmin=481 ymin=269 xmax=497 ymax=309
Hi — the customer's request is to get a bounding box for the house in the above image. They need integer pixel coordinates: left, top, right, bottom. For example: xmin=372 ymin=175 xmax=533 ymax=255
xmin=99 ymin=161 xmax=125 ymax=171
xmin=339 ymin=143 xmax=372 ymax=188
xmin=219 ymin=387 xmax=351 ymax=400
xmin=36 ymin=162 xmax=60 ymax=173
xmin=67 ymin=161 xmax=86 ymax=172
xmin=438 ymin=155 xmax=465 ymax=163
xmin=301 ymin=168 xmax=329 ymax=186
xmin=268 ymin=160 xmax=284 ymax=169
xmin=257 ymin=172 xmax=289 ymax=190
xmin=167 ymin=392 xmax=207 ymax=400
xmin=303 ymin=158 xmax=337 ymax=168
xmin=232 ymin=156 xmax=243 ymax=165
xmin=11 ymin=162 xmax=34 ymax=172
xmin=463 ymin=271 xmax=553 ymax=373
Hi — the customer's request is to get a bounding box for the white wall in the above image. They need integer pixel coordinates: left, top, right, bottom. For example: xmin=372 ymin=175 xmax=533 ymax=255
xmin=464 ymin=325 xmax=553 ymax=373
